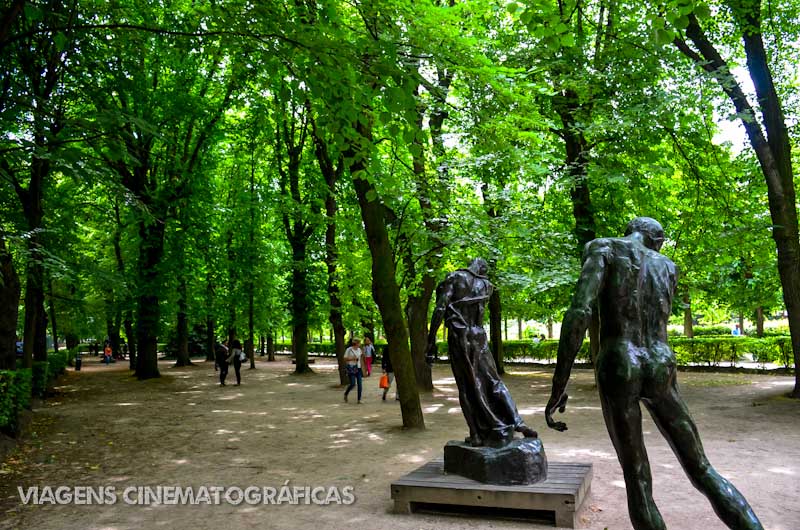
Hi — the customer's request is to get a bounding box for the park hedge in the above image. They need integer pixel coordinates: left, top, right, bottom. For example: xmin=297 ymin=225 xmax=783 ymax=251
xmin=278 ymin=336 xmax=793 ymax=369
xmin=0 ymin=368 xmax=32 ymax=435
xmin=1 ymin=349 xmax=77 ymax=434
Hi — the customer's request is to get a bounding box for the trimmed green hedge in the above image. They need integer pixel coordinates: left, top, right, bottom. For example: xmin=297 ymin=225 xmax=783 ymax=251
xmin=0 ymin=368 xmax=33 ymax=434
xmin=670 ymin=336 xmax=792 ymax=368
xmin=276 ymin=336 xmax=792 ymax=369
xmin=25 ymin=349 xmax=76 ymax=398
xmin=275 ymin=342 xmax=338 ymax=356
xmin=497 ymin=337 xmax=791 ymax=368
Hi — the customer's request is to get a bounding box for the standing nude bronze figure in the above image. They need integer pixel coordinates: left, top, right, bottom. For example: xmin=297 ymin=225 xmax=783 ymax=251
xmin=546 ymin=217 xmax=763 ymax=530
xmin=427 ymin=258 xmax=537 ymax=447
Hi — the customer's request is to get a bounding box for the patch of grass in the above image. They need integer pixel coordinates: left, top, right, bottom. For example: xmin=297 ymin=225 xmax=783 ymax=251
xmin=681 ymin=376 xmax=753 ymax=387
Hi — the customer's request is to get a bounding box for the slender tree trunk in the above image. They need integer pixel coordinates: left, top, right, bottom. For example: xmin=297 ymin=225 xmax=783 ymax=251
xmin=247 ymin=288 xmax=255 ymax=369
xmin=555 ymin=89 xmax=599 ymax=369
xmin=267 ymin=332 xmax=275 ymax=362
xmin=0 ymin=236 xmax=20 ymax=370
xmin=106 ymin=314 xmax=121 ymax=361
xmin=488 ymin=288 xmax=504 ymax=374
xmin=289 ymin=241 xmax=311 ymax=373
xmin=547 ymin=317 xmax=554 ymax=339
xmin=124 ymin=313 xmax=136 ymax=370
xmin=48 ymin=280 xmax=58 ymax=353
xmin=739 ymin=312 xmax=745 ymax=336
xmin=517 ymin=318 xmax=522 ymax=340
xmin=756 ymin=307 xmax=764 ymax=338
xmin=312 ymin=124 xmax=348 ymax=384
xmin=683 ymin=293 xmax=694 ymax=338
xmin=206 ymin=317 xmax=215 ymax=362
xmin=349 ymin=124 xmax=424 ymax=429
xmin=676 ymin=11 xmax=800 ymax=396
xmin=134 ymin=220 xmax=165 ymax=380
xmin=174 ymin=277 xmax=191 ymax=366
xmin=406 ymin=282 xmax=435 ymax=391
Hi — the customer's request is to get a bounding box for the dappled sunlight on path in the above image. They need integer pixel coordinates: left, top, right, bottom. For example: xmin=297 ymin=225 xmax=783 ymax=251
xmin=0 ymin=357 xmax=797 ymax=530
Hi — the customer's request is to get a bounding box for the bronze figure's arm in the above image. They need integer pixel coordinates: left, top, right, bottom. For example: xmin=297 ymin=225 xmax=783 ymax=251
xmin=546 ymin=241 xmax=609 ymax=432
xmin=426 ymin=276 xmax=453 ymax=363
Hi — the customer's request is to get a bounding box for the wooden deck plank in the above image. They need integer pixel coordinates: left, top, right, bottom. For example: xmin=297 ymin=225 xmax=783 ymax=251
xmin=391 ymin=459 xmax=593 ymax=528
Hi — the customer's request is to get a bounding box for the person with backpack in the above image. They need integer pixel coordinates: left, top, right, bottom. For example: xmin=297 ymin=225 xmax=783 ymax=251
xmin=227 ymin=339 xmax=245 ymax=386
xmin=215 ymin=340 xmax=229 ymax=386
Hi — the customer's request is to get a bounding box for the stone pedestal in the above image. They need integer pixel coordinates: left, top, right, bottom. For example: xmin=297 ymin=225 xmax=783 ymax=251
xmin=443 ymin=437 xmax=547 ymax=485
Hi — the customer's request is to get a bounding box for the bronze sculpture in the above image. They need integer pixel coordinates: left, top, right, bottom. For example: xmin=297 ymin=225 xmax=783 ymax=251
xmin=427 ymin=258 xmax=537 ymax=448
xmin=546 ymin=217 xmax=763 ymax=530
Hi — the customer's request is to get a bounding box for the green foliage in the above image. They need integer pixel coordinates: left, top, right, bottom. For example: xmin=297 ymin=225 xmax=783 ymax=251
xmin=0 ymin=369 xmax=32 ymax=435
xmin=670 ymin=336 xmax=793 ymax=368
xmin=683 ymin=326 xmax=736 ymax=336
xmin=31 ymin=361 xmax=49 ymax=398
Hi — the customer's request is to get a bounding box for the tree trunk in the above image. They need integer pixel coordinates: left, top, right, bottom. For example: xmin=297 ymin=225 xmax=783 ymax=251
xmin=289 ymin=241 xmax=311 ymax=374
xmin=739 ymin=312 xmax=745 ymax=336
xmin=349 ymin=126 xmax=425 ymax=429
xmin=106 ymin=314 xmax=121 ymax=362
xmin=517 ymin=318 xmax=522 ymax=340
xmin=124 ymin=313 xmax=136 ymax=370
xmin=206 ymin=317 xmax=215 ymax=362
xmin=406 ymin=283 xmax=435 ymax=391
xmin=312 ymin=124 xmax=348 ymax=385
xmin=488 ymin=288 xmax=504 ymax=374
xmin=0 ymin=237 xmax=20 ymax=370
xmin=755 ymin=307 xmax=764 ymax=338
xmin=174 ymin=275 xmax=191 ymax=366
xmin=267 ymin=332 xmax=275 ymax=362
xmin=247 ymin=287 xmax=255 ymax=369
xmin=47 ymin=280 xmax=58 ymax=353
xmin=547 ymin=317 xmax=554 ymax=339
xmin=555 ymin=89 xmax=599 ymax=369
xmin=683 ymin=293 xmax=694 ymax=338
xmin=23 ymin=258 xmax=47 ymax=365
xmin=134 ymin=220 xmax=165 ymax=380
xmin=676 ymin=11 xmax=800 ymax=396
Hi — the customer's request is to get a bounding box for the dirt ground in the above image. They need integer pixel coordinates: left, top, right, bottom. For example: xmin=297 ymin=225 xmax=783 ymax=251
xmin=0 ymin=356 xmax=797 ymax=530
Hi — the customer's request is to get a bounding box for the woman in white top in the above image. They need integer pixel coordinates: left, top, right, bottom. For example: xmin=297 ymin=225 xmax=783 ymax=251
xmin=343 ymin=338 xmax=364 ymax=403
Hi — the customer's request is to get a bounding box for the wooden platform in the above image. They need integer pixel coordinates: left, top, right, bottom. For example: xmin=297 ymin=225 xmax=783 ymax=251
xmin=391 ymin=459 xmax=592 ymax=528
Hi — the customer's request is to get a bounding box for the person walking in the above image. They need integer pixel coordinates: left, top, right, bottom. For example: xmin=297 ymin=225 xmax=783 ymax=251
xmin=103 ymin=343 xmax=112 ymax=366
xmin=215 ymin=340 xmax=229 ymax=386
xmin=343 ymin=338 xmax=364 ymax=403
xmin=380 ymin=344 xmax=398 ymax=401
xmin=227 ymin=339 xmax=245 ymax=386
xmin=363 ymin=336 xmax=375 ymax=376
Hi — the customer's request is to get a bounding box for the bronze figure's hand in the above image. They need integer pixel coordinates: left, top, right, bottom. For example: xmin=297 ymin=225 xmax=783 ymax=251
xmin=425 ymin=343 xmax=437 ymax=365
xmin=545 ymin=392 xmax=568 ymax=432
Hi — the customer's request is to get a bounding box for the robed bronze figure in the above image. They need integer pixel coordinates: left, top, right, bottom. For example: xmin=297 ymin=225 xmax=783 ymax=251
xmin=546 ymin=217 xmax=763 ymax=530
xmin=427 ymin=258 xmax=537 ymax=447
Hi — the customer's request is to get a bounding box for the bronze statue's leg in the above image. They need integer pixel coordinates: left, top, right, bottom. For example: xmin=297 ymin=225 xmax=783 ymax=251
xmin=599 ymin=393 xmax=666 ymax=530
xmin=644 ymin=385 xmax=764 ymax=530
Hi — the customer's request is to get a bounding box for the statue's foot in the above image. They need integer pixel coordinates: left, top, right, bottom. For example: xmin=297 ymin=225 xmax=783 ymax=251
xmin=466 ymin=434 xmax=483 ymax=447
xmin=516 ymin=425 xmax=538 ymax=438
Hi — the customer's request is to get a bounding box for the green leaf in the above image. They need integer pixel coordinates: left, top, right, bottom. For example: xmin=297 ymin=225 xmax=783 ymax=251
xmin=54 ymin=32 xmax=68 ymax=52
xmin=653 ymin=28 xmax=675 ymax=46
xmin=365 ymin=189 xmax=377 ymax=202
xmin=694 ymin=4 xmax=711 ymax=19
xmin=674 ymin=15 xmax=690 ymax=30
